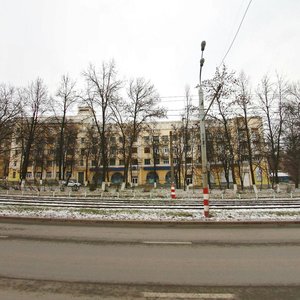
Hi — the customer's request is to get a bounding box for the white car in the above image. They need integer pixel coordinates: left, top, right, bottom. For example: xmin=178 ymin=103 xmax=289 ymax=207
xmin=62 ymin=180 xmax=81 ymax=187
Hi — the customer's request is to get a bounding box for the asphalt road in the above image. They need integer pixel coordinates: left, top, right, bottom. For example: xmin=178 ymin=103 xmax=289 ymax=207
xmin=1 ymin=219 xmax=300 ymax=299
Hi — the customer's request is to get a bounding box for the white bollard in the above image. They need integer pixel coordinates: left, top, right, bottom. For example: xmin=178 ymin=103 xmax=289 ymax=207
xmin=121 ymin=182 xmax=125 ymax=191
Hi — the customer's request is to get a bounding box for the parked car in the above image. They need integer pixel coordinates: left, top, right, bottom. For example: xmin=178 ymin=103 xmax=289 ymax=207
xmin=62 ymin=180 xmax=81 ymax=187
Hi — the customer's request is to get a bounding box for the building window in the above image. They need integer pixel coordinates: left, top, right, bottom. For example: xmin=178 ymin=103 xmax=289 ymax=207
xmin=111 ymin=147 xmax=116 ymax=155
xmin=162 ymin=135 xmax=169 ymax=143
xmin=81 ymin=138 xmax=85 ymax=143
xmin=81 ymin=148 xmax=85 ymax=155
xmin=132 ymin=147 xmax=137 ymax=153
xmin=144 ymin=159 xmax=151 ymax=165
xmin=35 ymin=172 xmax=42 ymax=178
xmin=186 ymin=176 xmax=193 ymax=185
xmin=26 ymin=172 xmax=32 ymax=178
xmin=144 ymin=136 xmax=150 ymax=143
xmin=154 ymin=146 xmax=159 ymax=154
xmin=144 ymin=147 xmax=150 ymax=153
xmin=110 ymin=158 xmax=116 ymax=166
xmin=91 ymin=160 xmax=97 ymax=167
xmin=186 ymin=157 xmax=192 ymax=164
xmin=131 ymin=159 xmax=138 ymax=165
xmin=132 ymin=177 xmax=138 ymax=184
xmin=46 ymin=172 xmax=52 ymax=178
xmin=163 ymin=147 xmax=169 ymax=154
xmin=154 ymin=158 xmax=160 ymax=165
xmin=48 ymin=149 xmax=55 ymax=155
xmin=163 ymin=159 xmax=169 ymax=164
xmin=153 ymin=136 xmax=159 ymax=142
xmin=13 ymin=161 xmax=17 ymax=167
xmin=119 ymin=159 xmax=125 ymax=165
xmin=47 ymin=160 xmax=52 ymax=167
xmin=184 ymin=145 xmax=191 ymax=152
xmin=13 ymin=172 xmax=16 ymax=179
xmin=80 ymin=160 xmax=84 ymax=166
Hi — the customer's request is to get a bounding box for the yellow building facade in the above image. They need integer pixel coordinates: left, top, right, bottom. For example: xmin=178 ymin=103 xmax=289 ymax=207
xmin=6 ymin=107 xmax=269 ymax=189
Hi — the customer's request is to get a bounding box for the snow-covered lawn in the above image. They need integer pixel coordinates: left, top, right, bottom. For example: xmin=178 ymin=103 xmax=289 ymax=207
xmin=1 ymin=205 xmax=300 ymax=222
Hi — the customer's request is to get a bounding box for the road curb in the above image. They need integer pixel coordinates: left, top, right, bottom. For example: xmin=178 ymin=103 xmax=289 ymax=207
xmin=1 ymin=216 xmax=300 ymax=226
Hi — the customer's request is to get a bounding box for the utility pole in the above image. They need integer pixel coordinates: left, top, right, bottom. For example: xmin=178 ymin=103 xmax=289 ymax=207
xmin=198 ymin=40 xmax=209 ymax=218
xmin=182 ymin=117 xmax=188 ymax=191
xmin=169 ymin=131 xmax=175 ymax=185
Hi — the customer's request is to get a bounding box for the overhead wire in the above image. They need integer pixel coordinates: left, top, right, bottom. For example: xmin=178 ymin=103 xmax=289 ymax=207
xmin=160 ymin=0 xmax=254 ymax=120
xmin=219 ymin=0 xmax=253 ymax=67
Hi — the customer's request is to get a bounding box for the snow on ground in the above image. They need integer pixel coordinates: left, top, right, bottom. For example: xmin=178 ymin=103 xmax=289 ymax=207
xmin=1 ymin=205 xmax=300 ymax=222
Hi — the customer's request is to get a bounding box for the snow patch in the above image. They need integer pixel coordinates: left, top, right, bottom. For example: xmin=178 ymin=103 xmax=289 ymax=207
xmin=1 ymin=205 xmax=300 ymax=222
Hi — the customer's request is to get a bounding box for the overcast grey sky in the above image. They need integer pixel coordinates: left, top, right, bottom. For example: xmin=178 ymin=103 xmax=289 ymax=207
xmin=1 ymin=0 xmax=299 ymax=117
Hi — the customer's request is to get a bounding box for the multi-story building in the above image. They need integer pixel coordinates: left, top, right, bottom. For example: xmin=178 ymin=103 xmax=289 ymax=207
xmin=0 ymin=137 xmax=11 ymax=180
xmin=6 ymin=107 xmax=269 ymax=188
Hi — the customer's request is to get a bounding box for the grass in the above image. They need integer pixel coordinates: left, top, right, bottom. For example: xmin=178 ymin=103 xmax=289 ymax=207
xmin=77 ymin=208 xmax=141 ymax=216
xmin=164 ymin=211 xmax=194 ymax=218
xmin=1 ymin=205 xmax=300 ymax=220
xmin=2 ymin=205 xmax=47 ymax=213
xmin=270 ymin=211 xmax=300 ymax=217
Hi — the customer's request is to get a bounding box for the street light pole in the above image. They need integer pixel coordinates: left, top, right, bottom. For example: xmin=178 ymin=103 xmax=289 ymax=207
xmin=198 ymin=40 xmax=209 ymax=218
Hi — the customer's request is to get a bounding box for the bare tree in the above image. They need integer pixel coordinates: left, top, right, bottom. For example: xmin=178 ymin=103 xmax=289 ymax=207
xmin=282 ymin=82 xmax=300 ymax=187
xmin=17 ymin=78 xmax=49 ymax=187
xmin=80 ymin=124 xmax=99 ymax=185
xmin=61 ymin=123 xmax=78 ymax=181
xmin=110 ymin=77 xmax=166 ymax=187
xmin=205 ymin=65 xmax=238 ymax=191
xmin=234 ymin=72 xmax=258 ymax=192
xmin=0 ymin=84 xmax=22 ymax=153
xmin=171 ymin=123 xmax=184 ymax=189
xmin=54 ymin=75 xmax=77 ymax=182
xmin=82 ymin=61 xmax=122 ymax=185
xmin=181 ymin=86 xmax=197 ymax=190
xmin=257 ymin=74 xmax=288 ymax=190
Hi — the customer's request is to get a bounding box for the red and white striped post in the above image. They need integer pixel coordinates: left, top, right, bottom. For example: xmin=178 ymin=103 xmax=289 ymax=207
xmin=203 ymin=187 xmax=209 ymax=218
xmin=171 ymin=183 xmax=176 ymax=199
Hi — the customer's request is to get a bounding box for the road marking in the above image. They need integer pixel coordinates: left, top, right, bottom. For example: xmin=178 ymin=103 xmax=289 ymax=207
xmin=142 ymin=241 xmax=192 ymax=245
xmin=143 ymin=292 xmax=235 ymax=299
xmin=0 ymin=236 xmax=8 ymax=239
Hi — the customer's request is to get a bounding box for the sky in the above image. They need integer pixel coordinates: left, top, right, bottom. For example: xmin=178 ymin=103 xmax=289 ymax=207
xmin=1 ymin=0 xmax=300 ymax=118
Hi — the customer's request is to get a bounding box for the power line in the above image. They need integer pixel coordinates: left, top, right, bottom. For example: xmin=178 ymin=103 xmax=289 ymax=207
xmin=219 ymin=0 xmax=253 ymax=67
